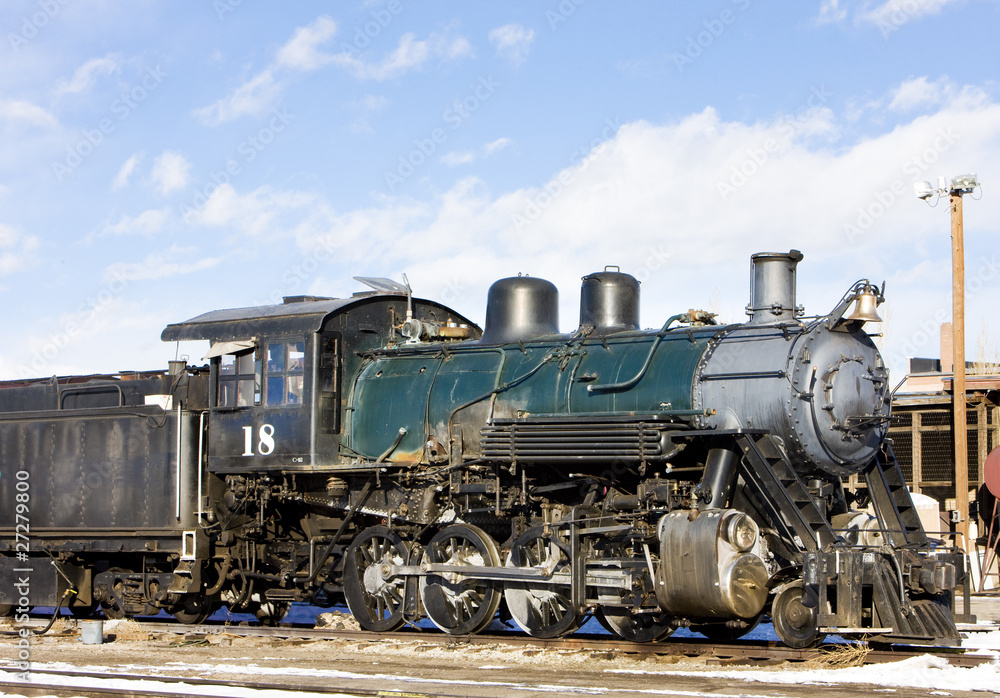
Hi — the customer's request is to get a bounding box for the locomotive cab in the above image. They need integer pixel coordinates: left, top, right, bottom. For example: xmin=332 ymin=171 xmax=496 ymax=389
xmin=161 ymin=292 xmax=480 ymax=472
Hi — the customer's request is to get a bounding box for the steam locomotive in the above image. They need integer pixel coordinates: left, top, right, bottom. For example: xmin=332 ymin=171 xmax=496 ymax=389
xmin=0 ymin=251 xmax=971 ymax=647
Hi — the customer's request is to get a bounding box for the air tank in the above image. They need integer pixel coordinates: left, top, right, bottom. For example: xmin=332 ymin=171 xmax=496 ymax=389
xmin=579 ymin=267 xmax=640 ymax=334
xmin=481 ymin=276 xmax=559 ymax=344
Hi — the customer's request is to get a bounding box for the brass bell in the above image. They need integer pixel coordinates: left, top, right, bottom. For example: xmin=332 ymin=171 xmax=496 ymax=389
xmin=846 ymin=287 xmax=883 ymax=323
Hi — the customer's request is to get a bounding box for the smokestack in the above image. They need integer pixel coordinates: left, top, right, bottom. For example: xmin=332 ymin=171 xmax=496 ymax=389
xmin=746 ymin=250 xmax=804 ymax=324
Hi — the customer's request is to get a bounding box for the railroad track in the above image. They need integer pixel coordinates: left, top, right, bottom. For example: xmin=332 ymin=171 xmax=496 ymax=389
xmin=10 ymin=610 xmax=997 ymax=666
xmin=11 ymin=614 xmax=988 ymax=668
xmin=161 ymin=618 xmax=1000 ymax=667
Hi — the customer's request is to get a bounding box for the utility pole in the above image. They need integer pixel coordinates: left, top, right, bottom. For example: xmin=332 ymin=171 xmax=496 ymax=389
xmin=951 ymin=189 xmax=968 ymax=550
xmin=915 ymin=173 xmax=980 ymax=552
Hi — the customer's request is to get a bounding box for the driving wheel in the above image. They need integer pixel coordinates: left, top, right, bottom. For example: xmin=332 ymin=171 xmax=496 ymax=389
xmin=420 ymin=524 xmax=502 ymax=635
xmin=343 ymin=526 xmax=410 ymax=632
xmin=504 ymin=528 xmax=583 ymax=638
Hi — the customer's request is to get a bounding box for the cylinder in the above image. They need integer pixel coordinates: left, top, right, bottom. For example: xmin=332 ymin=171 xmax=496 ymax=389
xmin=80 ymin=619 xmax=104 ymax=644
xmin=579 ymin=268 xmax=640 ymax=334
xmin=699 ymin=447 xmax=739 ymax=510
xmin=747 ymin=250 xmax=803 ymax=324
xmin=655 ymin=510 xmax=769 ymax=620
xmin=481 ymin=276 xmax=559 ymax=344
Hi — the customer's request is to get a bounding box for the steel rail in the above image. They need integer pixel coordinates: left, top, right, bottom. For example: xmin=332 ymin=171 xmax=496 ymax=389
xmin=0 ymin=667 xmax=464 ymax=698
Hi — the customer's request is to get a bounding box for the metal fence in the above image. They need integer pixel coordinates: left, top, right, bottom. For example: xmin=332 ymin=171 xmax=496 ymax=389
xmin=886 ymin=395 xmax=1000 ymax=507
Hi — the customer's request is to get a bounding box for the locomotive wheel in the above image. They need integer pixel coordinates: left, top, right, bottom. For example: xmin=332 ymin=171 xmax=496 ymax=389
xmin=172 ymin=595 xmax=214 ymax=624
xmin=504 ymin=529 xmax=582 ymax=638
xmin=772 ymin=582 xmax=825 ymax=649
xmin=343 ymin=526 xmax=410 ymax=632
xmin=98 ymin=567 xmax=127 ymax=620
xmin=596 ymin=607 xmax=674 ymax=643
xmin=420 ymin=524 xmax=502 ymax=635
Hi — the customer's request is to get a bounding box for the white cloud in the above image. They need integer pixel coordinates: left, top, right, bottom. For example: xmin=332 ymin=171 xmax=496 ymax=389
xmin=438 ymin=35 xmax=474 ymax=60
xmin=441 ymin=138 xmax=511 ymax=166
xmin=0 ymin=99 xmax=58 ymax=129
xmin=488 ymin=23 xmax=535 ymax=66
xmin=350 ymin=94 xmax=389 ymax=133
xmin=816 ymin=0 xmax=961 ymax=27
xmin=11 ymin=295 xmax=178 ymax=379
xmin=354 ymin=94 xmax=388 ymax=112
xmin=0 ymin=224 xmax=19 ymax=248
xmin=112 ymin=151 xmax=144 ymax=190
xmin=816 ymin=0 xmax=848 ymax=23
xmin=484 ymin=137 xmax=512 ymax=156
xmin=276 ymin=15 xmax=338 ymax=71
xmin=888 ymin=76 xmax=953 ymax=111
xmin=441 ymin=150 xmax=475 ymax=167
xmin=0 ymin=223 xmax=39 ymax=275
xmin=196 ymin=17 xmax=470 ymax=122
xmin=55 ymin=53 xmax=120 ymax=96
xmin=193 ymin=68 xmax=281 ymax=125
xmin=98 ymin=207 xmax=172 ymax=238
xmin=150 ymin=151 xmax=191 ymax=196
xmin=332 ymin=33 xmax=430 ymax=81
xmin=103 ymin=246 xmax=223 ymax=283
xmin=274 ymin=77 xmax=1000 ymax=382
xmin=186 ymin=183 xmax=316 ymax=237
xmin=860 ymin=0 xmax=959 ymax=25
xmin=332 ymin=32 xmax=471 ymax=81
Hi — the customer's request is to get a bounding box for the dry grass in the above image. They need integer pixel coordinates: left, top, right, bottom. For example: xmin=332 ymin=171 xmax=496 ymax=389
xmin=101 ymin=618 xmax=151 ymax=641
xmin=814 ymin=640 xmax=871 ymax=668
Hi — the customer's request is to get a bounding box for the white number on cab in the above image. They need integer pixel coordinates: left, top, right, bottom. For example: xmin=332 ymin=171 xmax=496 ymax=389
xmin=242 ymin=424 xmax=276 ymax=456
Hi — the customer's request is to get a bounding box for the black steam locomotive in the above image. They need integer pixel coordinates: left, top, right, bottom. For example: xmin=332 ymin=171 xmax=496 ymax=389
xmin=0 ymin=251 xmax=970 ymax=647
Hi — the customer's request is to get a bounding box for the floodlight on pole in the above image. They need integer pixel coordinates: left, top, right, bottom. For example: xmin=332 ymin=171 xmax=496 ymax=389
xmin=914 ymin=172 xmax=981 ymax=552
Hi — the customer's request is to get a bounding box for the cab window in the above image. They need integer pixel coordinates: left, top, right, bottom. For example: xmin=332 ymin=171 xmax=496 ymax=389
xmin=219 ymin=350 xmax=259 ymax=407
xmin=265 ymin=341 xmax=305 ymax=406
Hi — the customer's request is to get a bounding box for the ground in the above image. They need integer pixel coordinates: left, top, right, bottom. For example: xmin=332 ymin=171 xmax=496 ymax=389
xmin=2 ymin=614 xmax=999 ymax=697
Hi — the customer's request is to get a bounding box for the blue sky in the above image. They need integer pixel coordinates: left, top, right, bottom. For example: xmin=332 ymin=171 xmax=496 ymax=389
xmin=1 ymin=0 xmax=999 ymax=381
